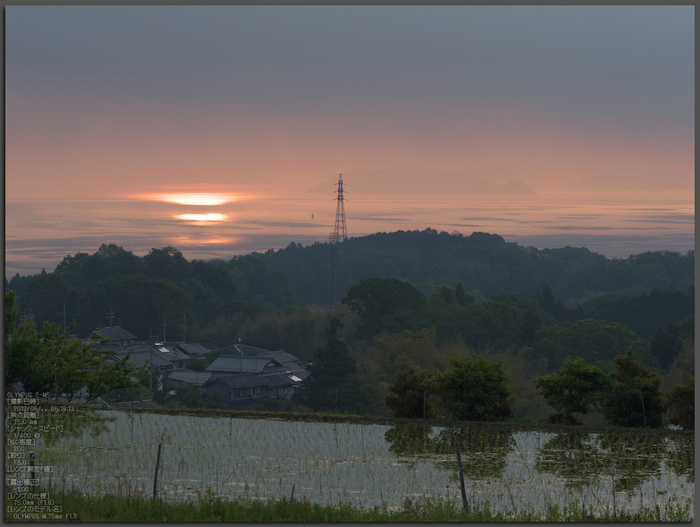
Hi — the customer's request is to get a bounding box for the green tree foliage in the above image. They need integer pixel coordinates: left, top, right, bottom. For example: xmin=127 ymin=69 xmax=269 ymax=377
xmin=171 ymin=383 xmax=221 ymax=409
xmin=531 ymin=318 xmax=655 ymax=372
xmin=188 ymin=259 xmax=238 ymax=327
xmin=662 ymin=335 xmax=694 ymax=390
xmin=602 ymin=349 xmax=664 ymax=428
xmin=457 ymin=300 xmax=519 ymax=350
xmin=428 ymin=284 xmax=456 ymax=305
xmin=143 ymin=246 xmax=190 ymax=283
xmin=254 ymin=229 xmax=692 ymax=306
xmin=519 ymin=311 xmax=543 ymax=346
xmin=454 ymin=281 xmax=468 ymax=306
xmin=5 ymin=290 xmax=42 ymax=389
xmin=579 ymin=288 xmax=694 ymax=341
xmin=385 ymin=366 xmax=441 ymax=419
xmin=55 ymin=244 xmax=144 ymax=289
xmin=5 ymin=290 xmax=138 ymax=401
xmin=19 ymin=245 xmax=247 ymax=341
xmin=534 ymin=357 xmax=609 ymax=425
xmin=17 ymin=273 xmax=78 ymax=331
xmin=651 ymin=314 xmax=694 ymax=371
xmin=480 ymin=346 xmax=550 ymax=423
xmin=237 ymin=306 xmax=327 ymax=361
xmin=342 ymin=278 xmax=426 ymax=339
xmin=228 ymin=254 xmax=297 ymax=308
xmin=665 ymin=376 xmax=694 ymax=430
xmin=6 ymin=272 xmax=41 ymax=297
xmin=434 ymin=356 xmax=514 ymax=421
xmin=72 ymin=274 xmax=196 ymax=339
xmin=293 ymin=319 xmax=368 ymax=413
xmin=360 ymin=328 xmax=469 ymax=416
xmin=102 ymin=383 xmax=151 ymax=404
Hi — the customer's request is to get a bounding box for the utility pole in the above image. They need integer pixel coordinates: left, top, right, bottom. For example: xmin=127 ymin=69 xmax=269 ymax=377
xmin=329 ymin=173 xmax=352 ymax=305
xmin=163 ymin=317 xmax=167 ymax=343
xmin=106 ymin=306 xmax=116 ymax=327
xmin=182 ymin=314 xmax=187 ymax=342
xmin=55 ymin=304 xmax=67 ymax=333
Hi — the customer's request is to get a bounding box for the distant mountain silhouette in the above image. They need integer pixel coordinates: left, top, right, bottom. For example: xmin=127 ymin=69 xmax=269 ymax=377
xmin=306 ymin=165 xmax=536 ymax=194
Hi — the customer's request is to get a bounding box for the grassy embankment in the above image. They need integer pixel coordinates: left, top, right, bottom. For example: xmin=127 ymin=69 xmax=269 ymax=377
xmin=111 ymin=404 xmax=693 ymax=436
xmin=5 ymin=487 xmax=694 ymax=522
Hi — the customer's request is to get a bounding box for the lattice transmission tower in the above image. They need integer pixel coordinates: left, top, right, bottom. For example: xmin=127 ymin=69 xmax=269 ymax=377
xmin=329 ymin=173 xmax=353 ymax=305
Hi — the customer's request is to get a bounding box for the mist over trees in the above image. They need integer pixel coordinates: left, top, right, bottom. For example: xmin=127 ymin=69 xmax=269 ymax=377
xmin=6 ymin=230 xmax=694 ymax=424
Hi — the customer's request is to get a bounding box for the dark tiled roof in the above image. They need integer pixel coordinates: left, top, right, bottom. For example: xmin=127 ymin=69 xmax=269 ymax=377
xmin=151 ymin=344 xmax=191 ymax=363
xmin=291 ymin=370 xmax=310 ymax=381
xmin=164 ymin=370 xmax=212 ymax=387
xmin=206 ymin=356 xmax=275 ymax=374
xmin=217 ymin=344 xmax=240 ymax=355
xmin=237 ymin=344 xmax=284 ymax=356
xmin=261 ymin=351 xmax=303 ymax=364
xmin=217 ymin=345 xmax=304 ymax=365
xmin=269 ymin=360 xmax=307 ymax=373
xmin=116 ymin=350 xmax=173 ymax=369
xmin=93 ymin=326 xmax=137 ymax=342
xmin=177 ymin=342 xmax=211 ymax=356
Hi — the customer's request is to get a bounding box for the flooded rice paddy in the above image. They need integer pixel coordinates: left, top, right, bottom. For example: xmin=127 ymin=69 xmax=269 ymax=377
xmin=14 ymin=410 xmax=695 ymax=515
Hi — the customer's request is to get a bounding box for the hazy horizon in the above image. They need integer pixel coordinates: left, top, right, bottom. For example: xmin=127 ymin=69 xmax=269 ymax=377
xmin=6 ymin=6 xmax=694 ymax=277
xmin=6 ymin=183 xmax=694 ymax=278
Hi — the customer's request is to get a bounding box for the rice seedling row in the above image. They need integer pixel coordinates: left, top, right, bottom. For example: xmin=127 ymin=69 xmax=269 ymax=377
xmin=13 ymin=410 xmax=694 ymax=516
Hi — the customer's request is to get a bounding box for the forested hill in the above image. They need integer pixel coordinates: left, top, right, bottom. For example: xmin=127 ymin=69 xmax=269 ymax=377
xmin=6 ymin=229 xmax=693 ymax=342
xmin=258 ymin=229 xmax=694 ymax=306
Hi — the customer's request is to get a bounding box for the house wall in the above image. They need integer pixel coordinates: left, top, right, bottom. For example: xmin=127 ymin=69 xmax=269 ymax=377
xmin=209 ymin=383 xmax=288 ymax=407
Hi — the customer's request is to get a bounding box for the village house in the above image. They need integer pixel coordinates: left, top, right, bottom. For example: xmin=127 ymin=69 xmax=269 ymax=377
xmin=197 ymin=344 xmax=309 ymax=407
xmin=84 ymin=326 xmax=308 ymax=407
xmin=202 ymin=373 xmax=299 ymax=408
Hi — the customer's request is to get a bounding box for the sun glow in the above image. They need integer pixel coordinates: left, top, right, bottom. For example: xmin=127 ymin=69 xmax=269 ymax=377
xmin=155 ymin=193 xmax=235 ymax=205
xmin=172 ymin=236 xmax=237 ymax=246
xmin=175 ymin=213 xmax=228 ymax=223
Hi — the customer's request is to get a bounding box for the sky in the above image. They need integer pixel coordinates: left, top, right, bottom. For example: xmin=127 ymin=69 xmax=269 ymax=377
xmin=5 ymin=6 xmax=695 ymax=276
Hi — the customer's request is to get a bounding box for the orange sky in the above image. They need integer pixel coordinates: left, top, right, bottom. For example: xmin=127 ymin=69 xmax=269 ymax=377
xmin=5 ymin=6 xmax=694 ymax=275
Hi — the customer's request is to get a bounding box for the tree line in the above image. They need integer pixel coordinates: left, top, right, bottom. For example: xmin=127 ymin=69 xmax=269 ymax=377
xmin=4 ymin=234 xmax=694 ymax=426
xmin=7 ymin=231 xmax=693 ymax=342
xmin=256 ymin=229 xmax=693 ymax=306
xmin=286 ymin=315 xmax=694 ymax=430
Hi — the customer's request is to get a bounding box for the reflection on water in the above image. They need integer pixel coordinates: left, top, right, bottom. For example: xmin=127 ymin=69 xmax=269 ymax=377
xmin=666 ymin=435 xmax=694 ymax=484
xmin=597 ymin=433 xmax=667 ymax=493
xmin=9 ymin=411 xmax=694 ymax=514
xmin=385 ymin=423 xmax=693 ymax=499
xmin=534 ymin=431 xmax=669 ymax=492
xmin=534 ymin=432 xmax=608 ymax=489
xmin=385 ymin=424 xmax=514 ymax=480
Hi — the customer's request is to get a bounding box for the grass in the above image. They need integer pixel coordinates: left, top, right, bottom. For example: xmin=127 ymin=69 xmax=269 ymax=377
xmin=5 ymin=488 xmax=694 ymax=522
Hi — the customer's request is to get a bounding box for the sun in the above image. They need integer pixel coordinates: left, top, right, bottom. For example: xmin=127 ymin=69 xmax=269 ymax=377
xmin=155 ymin=193 xmax=235 ymax=206
xmin=175 ymin=213 xmax=228 ymax=224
